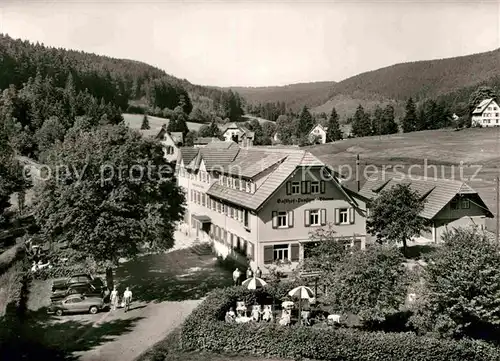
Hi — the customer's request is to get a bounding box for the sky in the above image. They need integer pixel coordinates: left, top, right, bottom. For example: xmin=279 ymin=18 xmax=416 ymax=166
xmin=0 ymin=0 xmax=499 ymax=87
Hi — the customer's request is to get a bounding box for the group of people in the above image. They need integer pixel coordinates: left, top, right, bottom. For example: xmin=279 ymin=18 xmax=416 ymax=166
xmin=109 ymin=286 xmax=133 ymax=312
xmin=232 ymin=266 xmax=262 ymax=285
xmin=225 ymin=302 xmax=274 ymax=323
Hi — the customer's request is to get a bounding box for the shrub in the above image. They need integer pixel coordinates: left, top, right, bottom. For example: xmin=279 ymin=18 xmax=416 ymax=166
xmin=410 ymin=228 xmax=500 ymax=340
xmin=179 ymin=286 xmax=500 ymax=361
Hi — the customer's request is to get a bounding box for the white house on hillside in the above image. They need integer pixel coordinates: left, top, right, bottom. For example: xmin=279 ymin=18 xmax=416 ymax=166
xmin=471 ymin=98 xmax=500 ymax=127
xmin=308 ymin=124 xmax=328 ymax=144
xmin=222 ymin=123 xmax=254 ymax=147
xmin=154 ymin=126 xmax=184 ymax=163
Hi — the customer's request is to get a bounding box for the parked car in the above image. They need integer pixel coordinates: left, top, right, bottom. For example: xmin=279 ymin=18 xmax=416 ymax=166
xmin=48 ymin=294 xmax=108 ymax=316
xmin=52 ymin=273 xmax=105 ymax=293
xmin=50 ymin=282 xmax=108 ymax=302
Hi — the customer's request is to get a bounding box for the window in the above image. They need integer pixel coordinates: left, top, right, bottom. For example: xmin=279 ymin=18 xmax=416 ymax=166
xmin=241 ymin=180 xmax=247 ymax=191
xmin=461 ymin=198 xmax=470 ymax=209
xmin=166 ymin=146 xmax=174 ymax=155
xmin=277 ymin=211 xmax=287 ymax=228
xmin=226 ymin=176 xmax=231 ymax=187
xmin=291 ymin=181 xmax=300 ymax=194
xmin=339 ymin=209 xmax=348 ymax=224
xmin=234 ymin=178 xmax=240 ymax=189
xmin=310 ymin=181 xmax=320 ymax=194
xmin=246 ymin=181 xmax=251 ymax=193
xmin=309 ymin=210 xmax=320 ymax=226
xmin=273 ymin=244 xmax=289 ymax=261
xmin=244 ymin=210 xmax=249 ymax=228
xmin=201 ymin=194 xmax=206 ymax=207
xmin=450 ymin=199 xmax=459 ymax=210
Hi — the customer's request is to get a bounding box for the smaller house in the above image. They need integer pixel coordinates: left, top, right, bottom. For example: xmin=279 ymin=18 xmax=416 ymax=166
xmin=153 ymin=125 xmax=184 ymax=163
xmin=471 ymin=98 xmax=500 ymax=127
xmin=222 ymin=123 xmax=254 ymax=147
xmin=308 ymin=124 xmax=328 ymax=144
xmin=359 ymin=172 xmax=493 ymax=243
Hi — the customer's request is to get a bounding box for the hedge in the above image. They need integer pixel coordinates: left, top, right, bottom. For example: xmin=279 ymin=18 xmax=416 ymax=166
xmin=179 ymin=286 xmax=500 ymax=361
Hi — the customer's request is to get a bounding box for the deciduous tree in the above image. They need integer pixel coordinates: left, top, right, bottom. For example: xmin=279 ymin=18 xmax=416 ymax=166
xmin=366 ymin=183 xmax=429 ymax=255
xmin=410 ymin=228 xmax=500 ymax=340
xmin=32 ymin=124 xmax=185 ymax=288
xmin=328 ymin=244 xmax=409 ymax=324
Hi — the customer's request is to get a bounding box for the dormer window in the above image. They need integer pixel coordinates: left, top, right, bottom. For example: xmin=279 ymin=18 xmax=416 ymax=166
xmin=246 ymin=181 xmax=251 ymax=193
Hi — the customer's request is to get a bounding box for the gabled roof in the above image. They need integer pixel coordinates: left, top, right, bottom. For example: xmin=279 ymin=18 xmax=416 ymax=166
xmin=206 ymin=148 xmax=354 ymax=211
xmin=179 ymin=147 xmax=199 ymax=165
xmin=359 ymin=171 xmax=492 ymax=219
xmin=222 ymin=123 xmax=255 ymax=138
xmin=308 ymin=124 xmax=327 ymax=134
xmin=472 ymin=98 xmax=495 ymax=115
xmin=170 ymin=132 xmax=184 ymax=144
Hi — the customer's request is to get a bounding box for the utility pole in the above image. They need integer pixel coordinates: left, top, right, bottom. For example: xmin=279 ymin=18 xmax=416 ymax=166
xmin=356 ymin=154 xmax=360 ymax=192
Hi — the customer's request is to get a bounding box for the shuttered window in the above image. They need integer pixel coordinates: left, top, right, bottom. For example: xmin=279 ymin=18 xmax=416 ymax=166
xmin=304 ymin=210 xmax=311 ymax=227
xmin=349 ymin=208 xmax=355 ymax=224
xmin=290 ymin=244 xmax=300 ymax=262
xmin=288 ymin=211 xmax=294 ymax=228
xmin=264 ymin=246 xmax=274 ymax=264
xmin=320 ymin=209 xmax=327 ymax=225
xmin=286 ymin=181 xmax=292 ymax=195
xmin=320 ymin=180 xmax=326 ymax=194
xmin=301 ymin=181 xmax=307 ymax=194
xmin=272 ymin=211 xmax=278 ymax=228
xmin=247 ymin=241 xmax=255 ymax=260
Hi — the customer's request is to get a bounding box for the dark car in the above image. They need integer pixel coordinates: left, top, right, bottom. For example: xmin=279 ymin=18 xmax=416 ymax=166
xmin=48 ymin=294 xmax=108 ymax=316
xmin=52 ymin=274 xmax=104 ymax=292
xmin=50 ymin=282 xmax=107 ymax=302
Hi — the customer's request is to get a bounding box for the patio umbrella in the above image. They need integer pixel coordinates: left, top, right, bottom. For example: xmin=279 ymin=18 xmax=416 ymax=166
xmin=288 ymin=286 xmax=314 ymax=299
xmin=242 ymin=276 xmax=268 ymax=290
xmin=288 ymin=286 xmax=315 ymax=325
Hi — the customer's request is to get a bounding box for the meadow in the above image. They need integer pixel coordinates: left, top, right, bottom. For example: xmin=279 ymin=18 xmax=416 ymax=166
xmin=308 ymin=127 xmax=500 ymax=233
xmin=123 ymin=113 xmax=205 ymax=133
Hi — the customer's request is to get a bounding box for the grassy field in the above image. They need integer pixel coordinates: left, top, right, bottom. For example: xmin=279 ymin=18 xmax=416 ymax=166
xmin=123 ymin=113 xmax=205 ymax=133
xmin=307 ymin=127 xmax=500 ymax=233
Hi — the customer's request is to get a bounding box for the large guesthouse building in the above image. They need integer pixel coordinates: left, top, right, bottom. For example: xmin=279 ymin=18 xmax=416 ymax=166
xmin=176 ymin=142 xmax=367 ymax=274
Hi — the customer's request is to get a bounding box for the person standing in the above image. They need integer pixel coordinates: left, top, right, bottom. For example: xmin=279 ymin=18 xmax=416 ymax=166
xmin=233 ymin=267 xmax=241 ymax=286
xmin=110 ymin=286 xmax=119 ymax=311
xmin=246 ymin=267 xmax=253 ymax=279
xmin=255 ymin=267 xmax=262 ymax=278
xmin=123 ymin=287 xmax=133 ymax=313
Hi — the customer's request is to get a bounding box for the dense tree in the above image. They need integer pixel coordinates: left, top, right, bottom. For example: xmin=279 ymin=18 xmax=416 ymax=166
xmin=296 ymin=105 xmax=314 ymax=138
xmin=351 ymin=105 xmax=372 ymax=137
xmin=33 ymin=124 xmax=185 ymax=288
xmin=166 ymin=106 xmax=189 ymax=136
xmin=184 ymin=130 xmax=197 ymax=147
xmin=197 ymin=121 xmax=221 ymax=138
xmin=0 ymin=129 xmax=26 ymax=227
xmin=216 ymin=90 xmax=244 ymax=122
xmin=247 ymin=101 xmax=286 ymax=121
xmin=327 ymin=244 xmax=409 ymax=324
xmin=245 ymin=119 xmax=271 ymax=145
xmin=402 ymin=97 xmax=418 ymax=133
xmin=140 ymin=114 xmax=150 ymax=130
xmin=261 ymin=121 xmax=276 ymax=139
xmin=371 ymin=105 xmax=383 ymax=136
xmin=367 ymin=183 xmax=429 ymax=255
xmin=410 ymin=228 xmax=500 ymax=340
xmin=380 ymin=104 xmax=399 ymax=134
xmin=34 ymin=116 xmax=66 ymax=153
xmin=275 ymin=114 xmax=298 ymax=145
xmin=326 ymin=107 xmax=342 ymax=141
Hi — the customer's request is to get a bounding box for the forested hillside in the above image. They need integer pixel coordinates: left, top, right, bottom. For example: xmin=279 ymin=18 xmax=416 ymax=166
xmin=232 ymin=81 xmax=336 ymax=113
xmin=0 ymin=34 xmax=245 ymax=119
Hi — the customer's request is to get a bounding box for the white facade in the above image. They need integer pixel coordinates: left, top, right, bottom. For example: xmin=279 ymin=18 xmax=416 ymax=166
xmin=471 ymin=99 xmax=500 ymax=127
xmin=308 ymin=124 xmax=328 ymax=144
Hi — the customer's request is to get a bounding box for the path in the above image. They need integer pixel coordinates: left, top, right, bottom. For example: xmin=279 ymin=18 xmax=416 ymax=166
xmin=75 ymin=299 xmax=201 ymax=361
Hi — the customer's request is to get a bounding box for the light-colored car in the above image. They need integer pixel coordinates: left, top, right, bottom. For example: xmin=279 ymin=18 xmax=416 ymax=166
xmin=48 ymin=294 xmax=108 ymax=316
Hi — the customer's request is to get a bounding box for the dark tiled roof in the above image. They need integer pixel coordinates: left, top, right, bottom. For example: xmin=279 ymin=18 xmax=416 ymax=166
xmin=179 ymin=147 xmax=199 ymax=165
xmin=359 ymin=171 xmax=491 ymax=219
